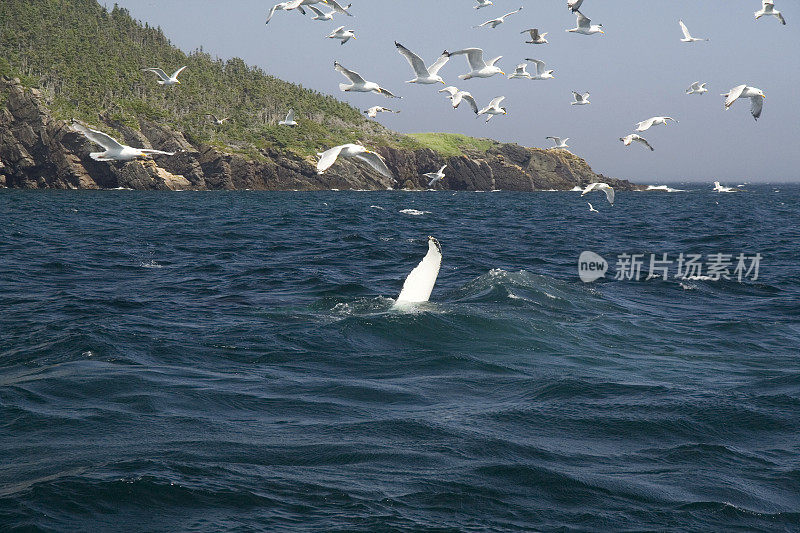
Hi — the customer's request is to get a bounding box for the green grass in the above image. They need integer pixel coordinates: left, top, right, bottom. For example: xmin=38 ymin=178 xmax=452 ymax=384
xmin=407 ymin=133 xmax=498 ymax=157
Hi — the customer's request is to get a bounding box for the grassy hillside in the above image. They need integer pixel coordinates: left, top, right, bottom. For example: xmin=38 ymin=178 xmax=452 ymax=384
xmin=0 ymin=0 xmax=427 ymax=157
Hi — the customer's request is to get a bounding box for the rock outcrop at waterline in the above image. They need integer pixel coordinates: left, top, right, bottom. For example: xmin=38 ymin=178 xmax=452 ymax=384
xmin=0 ymin=78 xmax=639 ymax=192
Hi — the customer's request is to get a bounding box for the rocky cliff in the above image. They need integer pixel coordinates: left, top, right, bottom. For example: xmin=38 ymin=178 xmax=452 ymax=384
xmin=0 ymin=78 xmax=639 ymax=192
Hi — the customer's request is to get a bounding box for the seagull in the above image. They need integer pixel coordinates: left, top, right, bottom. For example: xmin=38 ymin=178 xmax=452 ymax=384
xmin=755 ymin=1 xmax=787 ymax=24
xmin=265 ymin=2 xmax=295 ymax=24
xmin=477 ymin=96 xmax=507 ymax=123
xmin=508 ymin=64 xmax=533 ymax=79
xmin=395 ymin=43 xmax=450 ymax=85
xmin=581 ymin=182 xmax=614 ymax=205
xmin=546 ymin=136 xmax=569 ymax=149
xmin=279 ymin=109 xmax=297 ymax=126
xmin=722 ymin=84 xmax=766 ymax=120
xmin=475 ymin=7 xmax=523 ymax=29
xmin=679 ymin=20 xmax=709 ymax=42
xmin=307 ymin=4 xmax=335 ymax=20
xmin=619 ymin=134 xmax=654 ymax=151
xmin=521 ymin=28 xmax=548 ymax=44
xmin=334 ymin=61 xmax=400 ymax=98
xmin=142 ymin=66 xmax=186 ymax=86
xmin=323 ymin=0 xmax=353 ymax=16
xmin=568 ymin=11 xmax=603 ymax=35
xmin=567 ymin=0 xmax=584 ymax=12
xmin=525 ymin=58 xmax=555 ymax=80
xmin=635 ymin=116 xmax=678 ymax=131
xmin=206 ymin=114 xmax=228 ymax=125
xmin=439 ymin=86 xmax=479 ymax=114
xmin=686 ymin=81 xmax=708 ymax=95
xmin=424 ymin=165 xmax=447 ymax=187
xmin=571 ymin=91 xmax=590 ymax=105
xmin=72 ymin=121 xmax=176 ymax=162
xmin=450 ymin=48 xmax=505 ymax=79
xmin=327 ymin=26 xmax=356 ymax=45
xmin=317 ymin=144 xmax=394 ymax=180
xmin=713 ymin=181 xmax=737 ymax=192
xmin=364 ymin=106 xmax=400 ymax=118
xmin=587 ymin=202 xmax=599 ymax=213
xmin=474 ymin=0 xmax=493 ymax=8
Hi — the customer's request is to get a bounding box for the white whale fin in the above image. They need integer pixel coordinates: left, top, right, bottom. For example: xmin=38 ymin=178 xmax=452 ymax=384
xmin=395 ymin=237 xmax=442 ymax=305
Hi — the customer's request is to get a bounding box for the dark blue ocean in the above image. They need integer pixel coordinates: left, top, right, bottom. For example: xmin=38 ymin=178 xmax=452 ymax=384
xmin=1 ymin=185 xmax=799 ymax=532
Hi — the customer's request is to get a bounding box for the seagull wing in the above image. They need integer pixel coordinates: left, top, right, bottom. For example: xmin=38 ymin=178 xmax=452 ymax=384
xmin=502 ymin=7 xmax=523 ymax=19
xmin=140 ymin=149 xmax=176 ymax=156
xmin=489 ymin=96 xmax=505 ymax=108
xmin=334 ymin=61 xmax=367 ymax=84
xmin=546 ymin=136 xmax=562 ymax=144
xmin=527 ymin=58 xmax=545 ymax=75
xmin=395 ymin=42 xmax=429 ymax=76
xmin=601 ymin=185 xmax=615 ymax=204
xmin=581 ymin=182 xmax=599 ymax=196
xmin=328 ymin=25 xmax=345 ymax=37
xmin=427 ymin=51 xmax=451 ymax=76
xmin=143 ymin=68 xmax=169 ymax=81
xmin=568 ymin=0 xmax=584 ymax=10
xmin=576 ymin=11 xmax=591 ymax=28
xmin=750 ymin=95 xmax=764 ymax=120
xmin=635 ymin=137 xmax=655 ymax=151
xmin=356 ymin=151 xmax=394 ymax=180
xmin=451 ymin=48 xmax=486 ymax=70
xmin=725 ymin=84 xmax=747 ymax=108
xmin=679 ymin=20 xmax=692 ymax=39
xmin=265 ymin=3 xmax=283 ymax=24
xmin=170 ymin=66 xmax=187 ymax=79
xmin=324 ymin=0 xmax=353 ymax=16
xmin=72 ymin=122 xmax=126 ymax=151
xmin=317 ymin=145 xmax=347 ymax=173
xmin=286 ymin=109 xmax=295 ymax=122
xmin=461 ymin=93 xmax=479 ymax=114
xmin=439 ymin=86 xmax=459 ymax=98
xmin=307 ymin=5 xmax=324 ymax=16
xmin=438 ymin=165 xmax=447 ymax=174
xmin=636 ymin=117 xmax=657 ymax=131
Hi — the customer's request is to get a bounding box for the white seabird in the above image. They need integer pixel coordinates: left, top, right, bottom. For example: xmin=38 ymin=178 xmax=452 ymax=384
xmin=474 ymin=0 xmax=493 ymax=9
xmin=265 ymin=2 xmax=300 ymax=24
xmin=620 ymin=134 xmax=654 ymax=151
xmin=324 ymin=0 xmax=353 ymax=17
xmin=364 ymin=106 xmax=400 ymax=119
xmin=722 ymin=84 xmax=766 ymax=120
xmin=686 ymin=81 xmax=708 ymax=95
xmin=679 ymin=20 xmax=709 ymax=42
xmin=334 ymin=61 xmax=399 ymax=98
xmin=450 ymin=48 xmax=505 ymax=79
xmin=439 ymin=86 xmax=479 ymax=114
xmin=571 ymin=91 xmax=590 ymax=105
xmin=521 ymin=28 xmax=548 ymax=44
xmin=307 ymin=4 xmax=335 ymax=20
xmin=395 ymin=237 xmax=442 ymax=305
xmin=317 ymin=144 xmax=394 ymax=180
xmin=327 ymin=26 xmax=356 ymax=45
xmin=525 ymin=58 xmax=555 ymax=80
xmin=477 ymin=96 xmax=507 ymax=123
xmin=424 ymin=165 xmax=447 ymax=187
xmin=206 ymin=114 xmax=228 ymax=126
xmin=279 ymin=109 xmax=297 ymax=126
xmin=581 ymin=182 xmax=615 ymax=205
xmin=755 ymin=1 xmax=787 ymax=25
xmin=72 ymin=121 xmax=176 ymax=162
xmin=546 ymin=136 xmax=569 ymax=149
xmin=395 ymin=43 xmax=450 ymax=85
xmin=635 ymin=116 xmax=678 ymax=132
xmin=142 ymin=66 xmax=186 ymax=86
xmin=567 ymin=11 xmax=603 ymax=35
xmin=587 ymin=202 xmax=599 ymax=212
xmin=508 ymin=64 xmax=533 ymax=80
xmin=475 ymin=7 xmax=523 ymax=29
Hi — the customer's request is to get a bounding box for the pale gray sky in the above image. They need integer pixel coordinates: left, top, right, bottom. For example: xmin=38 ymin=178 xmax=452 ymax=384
xmin=109 ymin=0 xmax=799 ymax=182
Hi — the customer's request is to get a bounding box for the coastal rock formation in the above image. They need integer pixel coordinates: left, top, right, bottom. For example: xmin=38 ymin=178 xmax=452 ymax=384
xmin=0 ymin=78 xmax=639 ymax=192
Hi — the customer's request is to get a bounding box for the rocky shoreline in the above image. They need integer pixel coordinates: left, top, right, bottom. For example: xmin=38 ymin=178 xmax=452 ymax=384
xmin=0 ymin=78 xmax=641 ymax=192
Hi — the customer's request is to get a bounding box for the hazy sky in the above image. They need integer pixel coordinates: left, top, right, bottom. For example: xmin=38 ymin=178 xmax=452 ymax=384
xmin=108 ymin=0 xmax=799 ymax=183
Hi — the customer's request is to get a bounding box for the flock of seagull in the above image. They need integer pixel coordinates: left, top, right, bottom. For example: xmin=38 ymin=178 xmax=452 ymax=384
xmin=69 ymin=0 xmax=788 ymax=212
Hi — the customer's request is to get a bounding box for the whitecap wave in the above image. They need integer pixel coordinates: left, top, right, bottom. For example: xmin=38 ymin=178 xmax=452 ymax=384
xmin=399 ymin=209 xmax=430 ymax=216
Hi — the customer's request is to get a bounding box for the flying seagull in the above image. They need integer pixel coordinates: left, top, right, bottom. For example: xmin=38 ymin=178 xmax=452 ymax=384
xmin=620 ymin=134 xmax=654 ymax=151
xmin=450 ymin=48 xmax=505 ymax=79
xmin=587 ymin=202 xmax=599 ymax=213
xmin=546 ymin=137 xmax=569 ymax=149
xmin=424 ymin=165 xmax=447 ymax=187
xmin=722 ymin=84 xmax=766 ymax=120
xmin=679 ymin=20 xmax=709 ymax=42
xmin=265 ymin=2 xmax=297 ymax=24
xmin=571 ymin=91 xmax=590 ymax=105
xmin=568 ymin=11 xmax=603 ymax=35
xmin=477 ymin=96 xmax=507 ymax=123
xmin=755 ymin=1 xmax=786 ymax=25
xmin=279 ymin=109 xmax=297 ymax=126
xmin=317 ymin=144 xmax=394 ymax=180
xmin=521 ymin=28 xmax=548 ymax=44
xmin=525 ymin=59 xmax=555 ymax=80
xmin=334 ymin=61 xmax=400 ymax=98
xmin=327 ymin=26 xmax=356 ymax=45
xmin=395 ymin=43 xmax=450 ymax=85
xmin=686 ymin=81 xmax=708 ymax=95
xmin=206 ymin=114 xmax=228 ymax=125
xmin=635 ymin=116 xmax=678 ymax=132
xmin=508 ymin=63 xmax=533 ymax=80
xmin=323 ymin=0 xmax=353 ymax=16
xmin=581 ymin=182 xmax=615 ymax=205
xmin=142 ymin=66 xmax=186 ymax=86
xmin=475 ymin=7 xmax=523 ymax=29
xmin=307 ymin=4 xmax=335 ymax=20
xmin=72 ymin=121 xmax=175 ymax=162
xmin=364 ymin=106 xmax=400 ymax=118
xmin=439 ymin=86 xmax=479 ymax=114
xmin=474 ymin=0 xmax=493 ymax=8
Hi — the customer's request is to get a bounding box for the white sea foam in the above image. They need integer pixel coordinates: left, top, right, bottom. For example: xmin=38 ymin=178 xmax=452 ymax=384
xmin=645 ymin=185 xmax=685 ymax=192
xmin=399 ymin=209 xmax=430 ymax=216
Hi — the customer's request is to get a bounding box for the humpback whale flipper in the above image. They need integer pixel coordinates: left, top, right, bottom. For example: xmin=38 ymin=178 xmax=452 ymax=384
xmin=395 ymin=237 xmax=442 ymax=305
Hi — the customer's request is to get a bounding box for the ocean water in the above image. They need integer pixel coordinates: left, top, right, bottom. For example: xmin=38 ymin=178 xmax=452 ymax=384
xmin=1 ymin=185 xmax=799 ymax=532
